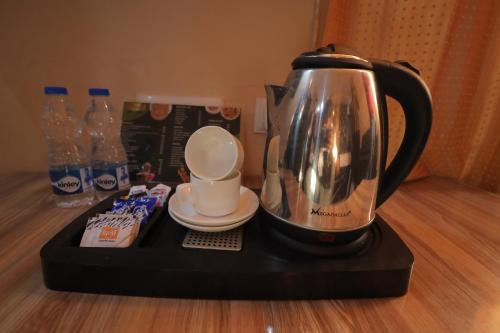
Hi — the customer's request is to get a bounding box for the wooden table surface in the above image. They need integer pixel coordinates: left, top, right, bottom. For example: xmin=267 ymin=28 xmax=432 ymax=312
xmin=0 ymin=173 xmax=499 ymax=333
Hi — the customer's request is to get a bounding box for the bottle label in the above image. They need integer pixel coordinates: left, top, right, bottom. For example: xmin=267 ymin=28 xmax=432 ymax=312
xmin=93 ymin=164 xmax=130 ymax=192
xmin=49 ymin=166 xmax=93 ymax=195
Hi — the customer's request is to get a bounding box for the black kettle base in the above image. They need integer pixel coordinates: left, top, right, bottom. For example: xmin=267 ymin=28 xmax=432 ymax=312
xmin=263 ymin=223 xmax=371 ymax=257
xmin=259 ymin=209 xmax=372 ymax=257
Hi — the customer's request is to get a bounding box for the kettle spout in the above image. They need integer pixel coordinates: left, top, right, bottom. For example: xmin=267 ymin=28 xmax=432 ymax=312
xmin=265 ymin=85 xmax=288 ymax=110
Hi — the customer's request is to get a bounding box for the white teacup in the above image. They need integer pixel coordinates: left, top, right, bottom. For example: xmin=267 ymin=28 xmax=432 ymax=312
xmin=185 ymin=126 xmax=244 ymax=180
xmin=190 ymin=171 xmax=241 ymax=217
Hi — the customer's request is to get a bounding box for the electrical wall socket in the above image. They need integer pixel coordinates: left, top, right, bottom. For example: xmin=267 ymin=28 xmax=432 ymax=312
xmin=254 ymin=97 xmax=267 ymax=134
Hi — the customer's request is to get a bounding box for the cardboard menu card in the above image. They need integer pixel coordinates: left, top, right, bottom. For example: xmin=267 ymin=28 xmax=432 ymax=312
xmin=121 ymin=102 xmax=241 ymax=184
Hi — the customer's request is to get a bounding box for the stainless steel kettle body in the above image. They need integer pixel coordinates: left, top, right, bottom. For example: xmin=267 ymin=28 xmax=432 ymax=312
xmin=262 ymin=68 xmax=381 ymax=232
xmin=261 ymin=45 xmax=432 ymax=249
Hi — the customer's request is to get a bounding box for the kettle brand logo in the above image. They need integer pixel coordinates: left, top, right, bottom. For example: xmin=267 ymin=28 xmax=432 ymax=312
xmin=310 ymin=208 xmax=351 ymax=217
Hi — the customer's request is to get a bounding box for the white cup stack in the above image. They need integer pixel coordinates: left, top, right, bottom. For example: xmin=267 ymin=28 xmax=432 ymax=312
xmin=185 ymin=126 xmax=244 ymax=216
xmin=168 ymin=126 xmax=259 ymax=232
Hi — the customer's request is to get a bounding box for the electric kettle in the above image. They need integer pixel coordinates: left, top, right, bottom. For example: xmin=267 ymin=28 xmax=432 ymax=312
xmin=260 ymin=44 xmax=432 ymax=254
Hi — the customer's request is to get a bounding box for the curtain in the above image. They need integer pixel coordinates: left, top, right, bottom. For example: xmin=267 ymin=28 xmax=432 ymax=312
xmin=320 ymin=0 xmax=500 ymax=193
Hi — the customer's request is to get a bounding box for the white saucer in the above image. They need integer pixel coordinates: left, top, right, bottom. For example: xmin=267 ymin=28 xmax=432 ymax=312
xmin=168 ymin=206 xmax=252 ymax=232
xmin=168 ymin=184 xmax=259 ymax=226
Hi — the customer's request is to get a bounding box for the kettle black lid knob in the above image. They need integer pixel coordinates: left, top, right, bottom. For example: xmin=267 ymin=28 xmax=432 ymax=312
xmin=292 ymin=43 xmax=373 ymax=70
xmin=316 ymin=43 xmax=336 ymax=53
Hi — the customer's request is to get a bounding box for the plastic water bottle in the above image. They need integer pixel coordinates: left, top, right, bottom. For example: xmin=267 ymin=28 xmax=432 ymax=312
xmin=85 ymin=88 xmax=130 ymax=200
xmin=41 ymin=86 xmax=95 ymax=207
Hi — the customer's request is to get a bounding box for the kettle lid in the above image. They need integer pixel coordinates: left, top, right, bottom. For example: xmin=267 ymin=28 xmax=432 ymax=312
xmin=292 ymin=44 xmax=373 ymax=70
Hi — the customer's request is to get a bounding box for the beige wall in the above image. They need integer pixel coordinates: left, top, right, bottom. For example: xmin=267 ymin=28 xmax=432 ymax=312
xmin=0 ymin=0 xmax=316 ymax=176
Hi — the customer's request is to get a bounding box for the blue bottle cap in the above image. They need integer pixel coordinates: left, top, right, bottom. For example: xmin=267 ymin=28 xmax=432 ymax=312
xmin=44 ymin=86 xmax=68 ymax=95
xmin=89 ymin=88 xmax=110 ymax=96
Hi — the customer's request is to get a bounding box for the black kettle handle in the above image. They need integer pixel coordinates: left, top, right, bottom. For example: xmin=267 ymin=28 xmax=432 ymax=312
xmin=371 ymin=60 xmax=433 ymax=207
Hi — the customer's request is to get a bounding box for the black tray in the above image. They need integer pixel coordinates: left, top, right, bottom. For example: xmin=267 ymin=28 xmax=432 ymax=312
xmin=41 ymin=190 xmax=414 ymax=299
